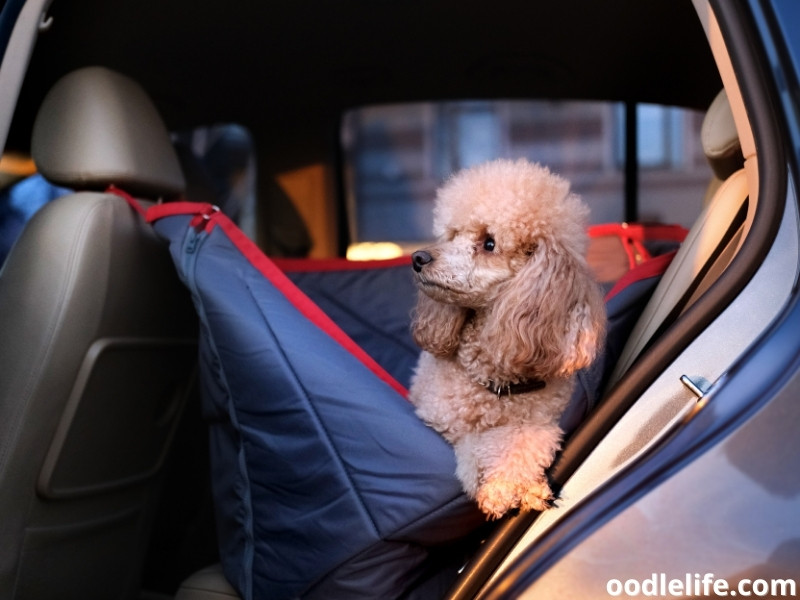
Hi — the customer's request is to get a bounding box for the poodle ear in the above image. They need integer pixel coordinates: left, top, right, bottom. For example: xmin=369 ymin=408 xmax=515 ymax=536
xmin=411 ymin=291 xmax=470 ymax=357
xmin=480 ymin=247 xmax=606 ymax=379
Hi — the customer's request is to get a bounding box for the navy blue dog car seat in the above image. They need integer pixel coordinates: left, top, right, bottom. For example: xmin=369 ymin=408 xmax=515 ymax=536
xmin=113 ymin=190 xmax=484 ymax=600
xmin=112 ymin=188 xmax=682 ymax=599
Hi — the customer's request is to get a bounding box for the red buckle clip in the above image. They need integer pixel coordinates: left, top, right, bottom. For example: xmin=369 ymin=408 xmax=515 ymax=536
xmin=189 ymin=204 xmax=221 ymax=232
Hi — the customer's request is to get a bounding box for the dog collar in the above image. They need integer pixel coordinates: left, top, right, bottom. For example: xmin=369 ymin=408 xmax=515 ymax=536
xmin=484 ymin=379 xmax=546 ymax=396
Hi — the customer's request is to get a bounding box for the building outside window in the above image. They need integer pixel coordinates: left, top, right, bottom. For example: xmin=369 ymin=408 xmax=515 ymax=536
xmin=342 ymin=100 xmax=710 ymax=256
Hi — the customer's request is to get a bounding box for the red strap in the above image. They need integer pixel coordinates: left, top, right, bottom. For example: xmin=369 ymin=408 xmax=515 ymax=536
xmin=146 ymin=201 xmax=220 ymax=230
xmin=588 ymin=222 xmax=688 ymax=270
xmin=588 ymin=222 xmax=688 ymax=242
xmin=107 ymin=185 xmax=147 ymax=217
xmin=604 ymin=250 xmax=677 ymax=301
xmin=107 ymin=186 xmax=220 ymax=232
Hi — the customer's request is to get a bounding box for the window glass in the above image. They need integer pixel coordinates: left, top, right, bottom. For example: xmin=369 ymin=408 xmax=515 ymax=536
xmin=342 ymin=100 xmax=711 ymax=255
xmin=172 ymin=123 xmax=257 ymax=239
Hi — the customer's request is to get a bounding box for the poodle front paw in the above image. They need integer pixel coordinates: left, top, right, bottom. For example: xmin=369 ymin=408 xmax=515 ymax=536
xmin=519 ymin=478 xmax=554 ymax=512
xmin=475 ymin=475 xmax=554 ymax=519
xmin=475 ymin=477 xmax=519 ymax=519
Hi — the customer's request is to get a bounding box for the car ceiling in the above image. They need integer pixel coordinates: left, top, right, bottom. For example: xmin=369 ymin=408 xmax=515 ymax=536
xmin=8 ymin=0 xmax=721 ymax=171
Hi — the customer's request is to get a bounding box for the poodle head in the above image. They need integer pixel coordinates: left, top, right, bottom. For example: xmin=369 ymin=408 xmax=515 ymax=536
xmin=411 ymin=158 xmax=606 ymax=377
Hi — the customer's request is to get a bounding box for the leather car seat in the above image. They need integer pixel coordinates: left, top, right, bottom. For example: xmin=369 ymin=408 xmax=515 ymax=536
xmin=174 ymin=564 xmax=240 ymax=600
xmin=0 ymin=66 xmax=197 ymax=599
xmin=608 ymin=88 xmax=747 ymax=384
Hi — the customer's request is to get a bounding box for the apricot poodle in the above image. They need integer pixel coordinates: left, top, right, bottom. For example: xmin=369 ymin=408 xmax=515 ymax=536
xmin=408 ymin=158 xmax=606 ymax=519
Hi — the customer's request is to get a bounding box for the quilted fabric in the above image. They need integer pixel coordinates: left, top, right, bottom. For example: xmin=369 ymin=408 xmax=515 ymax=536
xmin=123 ymin=192 xmax=677 ymax=599
xmin=278 ymin=257 xmax=419 ymax=389
xmin=149 ymin=207 xmax=483 ymax=600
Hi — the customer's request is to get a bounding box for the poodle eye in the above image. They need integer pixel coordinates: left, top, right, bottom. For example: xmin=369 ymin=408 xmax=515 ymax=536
xmin=483 ymin=237 xmax=496 ymax=252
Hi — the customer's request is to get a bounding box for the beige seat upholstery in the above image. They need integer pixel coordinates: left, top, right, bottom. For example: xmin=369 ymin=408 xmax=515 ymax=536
xmin=0 ymin=67 xmax=197 ymax=599
xmin=701 ymin=89 xmax=745 ymax=204
xmin=608 ymin=89 xmax=747 ymax=385
xmin=175 ymin=564 xmax=240 ymax=600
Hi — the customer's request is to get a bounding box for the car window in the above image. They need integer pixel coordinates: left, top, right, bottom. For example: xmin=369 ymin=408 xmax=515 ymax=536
xmin=172 ymin=123 xmax=257 ymax=239
xmin=342 ymin=100 xmax=710 ymax=258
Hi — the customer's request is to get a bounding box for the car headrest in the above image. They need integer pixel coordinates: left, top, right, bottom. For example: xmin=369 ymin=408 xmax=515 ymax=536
xmin=701 ymin=89 xmax=744 ymax=181
xmin=31 ymin=66 xmax=185 ymax=199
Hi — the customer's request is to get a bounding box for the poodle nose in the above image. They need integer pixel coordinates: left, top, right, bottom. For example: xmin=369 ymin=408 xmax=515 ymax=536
xmin=412 ymin=250 xmax=433 ymax=273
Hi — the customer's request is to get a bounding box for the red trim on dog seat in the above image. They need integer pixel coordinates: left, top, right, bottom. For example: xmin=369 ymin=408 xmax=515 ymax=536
xmin=605 ymin=250 xmax=677 ymax=301
xmin=273 ymin=256 xmax=411 ymax=273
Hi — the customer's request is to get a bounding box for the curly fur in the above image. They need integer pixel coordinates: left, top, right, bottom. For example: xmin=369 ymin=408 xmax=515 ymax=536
xmin=408 ymin=158 xmax=606 ymax=519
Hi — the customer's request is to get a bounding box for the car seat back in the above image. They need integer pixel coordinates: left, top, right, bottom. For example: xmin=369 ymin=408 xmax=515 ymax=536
xmin=608 ymin=88 xmax=747 ymax=385
xmin=0 ymin=67 xmax=196 ymax=600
